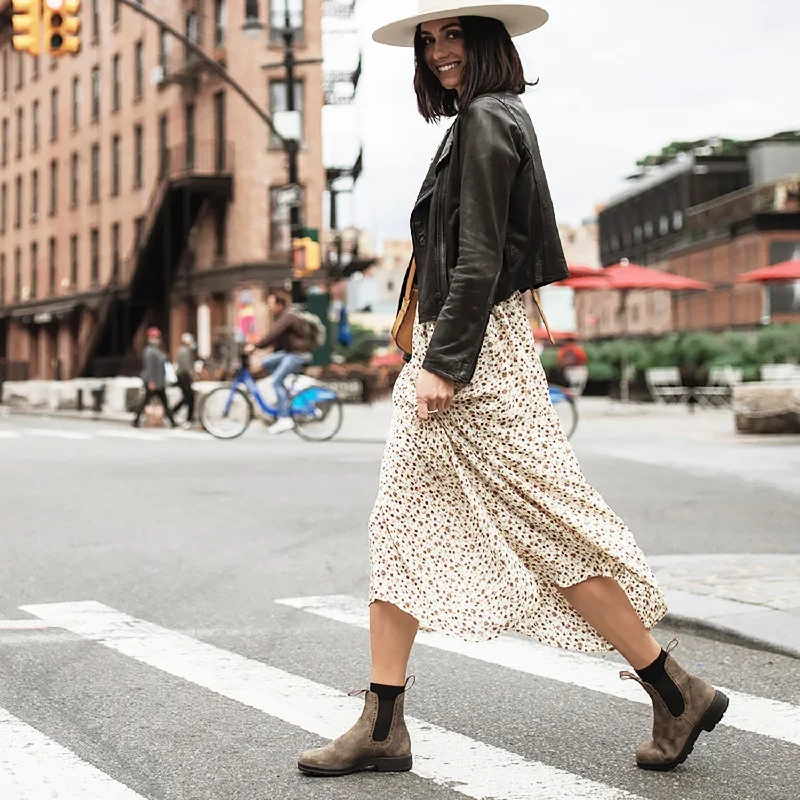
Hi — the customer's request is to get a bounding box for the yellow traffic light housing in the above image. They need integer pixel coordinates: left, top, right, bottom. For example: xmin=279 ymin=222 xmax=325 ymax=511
xmin=44 ymin=0 xmax=81 ymax=58
xmin=292 ymin=237 xmax=322 ymax=278
xmin=11 ymin=0 xmax=42 ymax=56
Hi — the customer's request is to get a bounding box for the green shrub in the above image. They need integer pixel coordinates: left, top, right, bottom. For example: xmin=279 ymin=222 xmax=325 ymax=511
xmin=334 ymin=323 xmax=380 ymax=365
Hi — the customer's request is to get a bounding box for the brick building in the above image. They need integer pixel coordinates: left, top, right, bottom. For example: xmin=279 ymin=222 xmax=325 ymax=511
xmin=577 ymin=136 xmax=800 ymax=339
xmin=0 ymin=0 xmax=324 ymax=380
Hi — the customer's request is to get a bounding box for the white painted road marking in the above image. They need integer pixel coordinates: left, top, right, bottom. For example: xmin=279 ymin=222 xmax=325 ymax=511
xmin=276 ymin=594 xmax=800 ymax=747
xmin=21 ymin=601 xmax=646 ymax=800
xmin=0 ymin=430 xmax=22 ymax=438
xmin=0 ymin=707 xmax=147 ymax=799
xmin=22 ymin=428 xmax=93 ymax=440
xmin=95 ymin=429 xmax=168 ymax=441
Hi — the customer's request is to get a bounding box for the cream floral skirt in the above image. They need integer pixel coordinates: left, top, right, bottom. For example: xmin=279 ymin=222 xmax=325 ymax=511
xmin=368 ymin=292 xmax=667 ymax=651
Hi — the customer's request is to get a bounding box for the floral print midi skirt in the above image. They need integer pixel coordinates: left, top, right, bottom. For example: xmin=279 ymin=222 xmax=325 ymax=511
xmin=368 ymin=292 xmax=667 ymax=651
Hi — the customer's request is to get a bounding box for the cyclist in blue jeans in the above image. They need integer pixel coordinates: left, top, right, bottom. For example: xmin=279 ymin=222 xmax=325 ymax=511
xmin=245 ymin=290 xmax=313 ymax=435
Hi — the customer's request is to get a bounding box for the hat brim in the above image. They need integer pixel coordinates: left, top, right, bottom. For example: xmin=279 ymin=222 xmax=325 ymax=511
xmin=372 ymin=4 xmax=549 ymax=47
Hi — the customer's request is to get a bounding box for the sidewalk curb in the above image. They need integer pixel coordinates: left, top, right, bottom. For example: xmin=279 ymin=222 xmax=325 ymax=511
xmin=661 ymin=589 xmax=800 ymax=660
xmin=1 ymin=407 xmax=133 ymax=426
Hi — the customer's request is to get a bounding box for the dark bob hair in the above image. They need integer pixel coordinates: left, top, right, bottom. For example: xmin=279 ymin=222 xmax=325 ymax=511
xmin=413 ymin=16 xmax=536 ymax=123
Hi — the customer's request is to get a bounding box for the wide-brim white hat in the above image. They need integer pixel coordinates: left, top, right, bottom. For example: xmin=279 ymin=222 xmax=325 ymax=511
xmin=373 ymin=0 xmax=549 ymax=47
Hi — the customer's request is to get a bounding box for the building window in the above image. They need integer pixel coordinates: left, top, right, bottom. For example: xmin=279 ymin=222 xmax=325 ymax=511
xmin=1 ymin=118 xmax=7 ymax=167
xmin=70 ymin=152 xmax=79 ymax=207
xmin=49 ymin=237 xmax=57 ymax=294
xmin=91 ymin=144 xmax=100 ymax=202
xmin=214 ymin=90 xmax=226 ymax=170
xmin=215 ymin=0 xmax=227 ymax=46
xmin=92 ymin=0 xmax=99 ymax=41
xmin=659 ymin=215 xmax=669 ymax=236
xmin=245 ymin=0 xmax=260 ymax=22
xmin=185 ymin=104 xmax=195 ymax=168
xmin=111 ymin=134 xmax=120 ymax=196
xmin=30 ymin=241 xmax=38 ymax=299
xmin=16 ymin=52 xmax=23 ymax=89
xmin=16 ymin=107 xmax=23 ymax=160
xmin=70 ymin=234 xmax=78 ymax=287
xmin=2 ymin=52 xmax=7 ymax=97
xmin=269 ymin=79 xmax=303 ymax=148
xmin=112 ymin=54 xmax=120 ymax=110
xmin=215 ymin=204 xmax=226 ymax=256
xmin=32 ymin=100 xmax=40 ymax=151
xmin=91 ymin=67 xmax=100 ymax=121
xmin=673 ymin=210 xmax=684 ymax=231
xmin=134 ymin=124 xmax=143 ymax=188
xmin=134 ymin=40 xmax=144 ymax=100
xmin=113 ymin=0 xmax=120 ymax=26
xmin=72 ymin=77 xmax=80 ymax=128
xmin=14 ymin=248 xmax=21 ymax=301
xmin=270 ymin=0 xmax=303 ymax=43
xmin=111 ymin=222 xmax=120 ymax=281
xmin=0 ymin=253 xmax=5 ymax=305
xmin=1 ymin=182 xmax=6 ymax=234
xmin=14 ymin=175 xmax=22 ymax=229
xmin=644 ymin=220 xmax=653 ymax=239
xmin=50 ymin=88 xmax=58 ymax=141
xmin=33 ymin=55 xmax=40 ymax=80
xmin=31 ymin=169 xmax=38 ymax=221
xmin=90 ymin=228 xmax=99 ymax=284
xmin=158 ymin=113 xmax=168 ymax=177
xmin=633 ymin=224 xmax=643 ymax=244
xmin=134 ymin=216 xmax=144 ymax=250
xmin=49 ymin=160 xmax=57 ymax=217
xmin=159 ymin=27 xmax=169 ymax=72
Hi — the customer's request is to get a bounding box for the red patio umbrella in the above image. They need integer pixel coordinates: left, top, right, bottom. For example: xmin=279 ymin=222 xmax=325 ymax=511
xmin=567 ymin=263 xmax=602 ymax=278
xmin=734 ymin=259 xmax=800 ymax=285
xmin=555 ymin=275 xmax=613 ymax=290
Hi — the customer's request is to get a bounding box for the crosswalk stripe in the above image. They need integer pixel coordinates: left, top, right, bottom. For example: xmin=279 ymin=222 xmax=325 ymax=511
xmin=0 ymin=619 xmax=56 ymax=630
xmin=276 ymin=594 xmax=800 ymax=747
xmin=21 ymin=601 xmax=646 ymax=800
xmin=0 ymin=706 xmax=146 ymax=799
xmin=22 ymin=428 xmax=93 ymax=440
xmin=0 ymin=431 xmax=21 ymax=439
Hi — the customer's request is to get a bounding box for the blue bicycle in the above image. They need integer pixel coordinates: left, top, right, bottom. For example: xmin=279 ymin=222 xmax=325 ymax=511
xmin=549 ymin=384 xmax=578 ymax=438
xmin=200 ymin=353 xmax=344 ymax=441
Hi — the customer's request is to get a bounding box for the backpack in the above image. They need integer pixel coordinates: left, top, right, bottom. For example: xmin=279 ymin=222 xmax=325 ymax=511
xmin=297 ymin=310 xmax=327 ymax=350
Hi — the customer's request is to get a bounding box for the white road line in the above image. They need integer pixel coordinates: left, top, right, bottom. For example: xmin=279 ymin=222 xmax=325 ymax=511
xmin=0 ymin=707 xmax=146 ymax=799
xmin=276 ymin=594 xmax=800 ymax=747
xmin=0 ymin=430 xmax=21 ymax=439
xmin=0 ymin=619 xmax=56 ymax=630
xmin=95 ymin=429 xmax=167 ymax=441
xmin=21 ymin=601 xmax=645 ymax=800
xmin=22 ymin=428 xmax=93 ymax=440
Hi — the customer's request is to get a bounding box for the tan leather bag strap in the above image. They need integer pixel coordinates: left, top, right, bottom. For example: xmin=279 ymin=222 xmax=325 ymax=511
xmin=405 ymin=258 xmax=417 ymax=299
xmin=531 ymin=290 xmax=555 ymax=345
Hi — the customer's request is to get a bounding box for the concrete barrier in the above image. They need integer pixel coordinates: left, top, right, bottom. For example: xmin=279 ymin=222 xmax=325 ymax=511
xmin=733 ymin=382 xmax=800 ymax=434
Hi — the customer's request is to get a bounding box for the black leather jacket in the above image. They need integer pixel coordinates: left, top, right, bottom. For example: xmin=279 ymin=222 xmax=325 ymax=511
xmin=403 ymin=92 xmax=569 ymax=383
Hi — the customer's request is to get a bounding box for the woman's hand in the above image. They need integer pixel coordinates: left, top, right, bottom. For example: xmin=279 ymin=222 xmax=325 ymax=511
xmin=416 ymin=368 xmax=454 ymax=420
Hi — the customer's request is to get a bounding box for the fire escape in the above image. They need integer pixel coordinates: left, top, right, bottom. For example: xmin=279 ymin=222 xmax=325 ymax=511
xmin=75 ymin=4 xmax=234 ymax=377
xmin=322 ymin=0 xmax=374 ymax=278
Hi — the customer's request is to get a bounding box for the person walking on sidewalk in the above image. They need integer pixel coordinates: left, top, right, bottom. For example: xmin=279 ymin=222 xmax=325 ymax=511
xmin=244 ymin=290 xmax=315 ymax=436
xmin=298 ymin=0 xmax=728 ymax=779
xmin=132 ymin=327 xmax=176 ymax=429
xmin=171 ymin=333 xmax=197 ymax=429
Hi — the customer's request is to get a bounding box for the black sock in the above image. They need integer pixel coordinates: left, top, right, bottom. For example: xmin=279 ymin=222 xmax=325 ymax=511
xmin=636 ymin=650 xmax=685 ymax=717
xmin=369 ymin=682 xmax=405 ymax=742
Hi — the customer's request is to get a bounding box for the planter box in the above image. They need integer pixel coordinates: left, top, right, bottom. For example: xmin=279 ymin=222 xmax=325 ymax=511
xmin=734 ymin=382 xmax=800 ymax=434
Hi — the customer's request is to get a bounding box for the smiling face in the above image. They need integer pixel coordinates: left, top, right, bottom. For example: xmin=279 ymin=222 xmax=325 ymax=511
xmin=419 ymin=17 xmax=466 ymax=94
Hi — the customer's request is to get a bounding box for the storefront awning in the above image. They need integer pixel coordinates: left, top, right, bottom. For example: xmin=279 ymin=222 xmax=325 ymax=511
xmin=10 ymin=298 xmax=82 ymax=323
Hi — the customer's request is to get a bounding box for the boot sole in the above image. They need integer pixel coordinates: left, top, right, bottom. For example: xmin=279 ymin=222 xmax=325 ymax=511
xmin=298 ymin=754 xmax=413 ymax=777
xmin=637 ymin=690 xmax=729 ymax=772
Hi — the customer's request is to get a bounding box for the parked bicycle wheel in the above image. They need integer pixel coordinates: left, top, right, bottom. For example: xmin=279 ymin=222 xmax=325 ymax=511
xmin=549 ymin=386 xmax=579 ymax=439
xmin=200 ymin=387 xmax=253 ymax=440
xmin=290 ymin=385 xmax=344 ymax=442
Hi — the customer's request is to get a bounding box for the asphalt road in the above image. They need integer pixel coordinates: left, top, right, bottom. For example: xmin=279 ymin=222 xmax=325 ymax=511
xmin=1 ymin=413 xmax=798 ymax=800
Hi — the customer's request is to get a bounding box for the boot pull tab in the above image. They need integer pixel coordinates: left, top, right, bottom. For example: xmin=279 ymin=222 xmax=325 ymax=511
xmin=348 ymin=688 xmax=368 ymax=698
xmin=665 ymin=638 xmax=679 ymax=656
xmin=619 ymin=670 xmax=643 ymax=684
xmin=404 ymin=675 xmax=416 ymax=692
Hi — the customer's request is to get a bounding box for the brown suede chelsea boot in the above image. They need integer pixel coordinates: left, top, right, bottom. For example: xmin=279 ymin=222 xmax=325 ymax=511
xmin=297 ymin=687 xmax=413 ymax=777
xmin=621 ymin=641 xmax=729 ymax=771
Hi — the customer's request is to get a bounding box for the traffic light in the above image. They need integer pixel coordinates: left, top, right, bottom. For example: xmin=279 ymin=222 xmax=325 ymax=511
xmin=44 ymin=0 xmax=81 ymax=58
xmin=11 ymin=0 xmax=42 ymax=56
xmin=292 ymin=237 xmax=321 ymax=278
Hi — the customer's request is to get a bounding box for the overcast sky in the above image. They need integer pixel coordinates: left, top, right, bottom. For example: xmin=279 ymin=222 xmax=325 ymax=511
xmin=321 ymin=0 xmax=800 ymax=253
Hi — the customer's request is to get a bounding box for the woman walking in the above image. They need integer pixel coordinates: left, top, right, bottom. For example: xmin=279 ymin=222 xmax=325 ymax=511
xmin=299 ymin=0 xmax=728 ymax=778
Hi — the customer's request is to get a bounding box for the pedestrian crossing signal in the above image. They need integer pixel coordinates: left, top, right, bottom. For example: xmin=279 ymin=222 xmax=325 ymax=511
xmin=44 ymin=0 xmax=81 ymax=57
xmin=292 ymin=237 xmax=321 ymax=278
xmin=11 ymin=0 xmax=42 ymax=56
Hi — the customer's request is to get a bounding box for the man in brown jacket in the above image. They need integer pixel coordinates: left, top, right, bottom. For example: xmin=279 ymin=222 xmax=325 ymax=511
xmin=245 ymin=290 xmax=314 ymax=435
